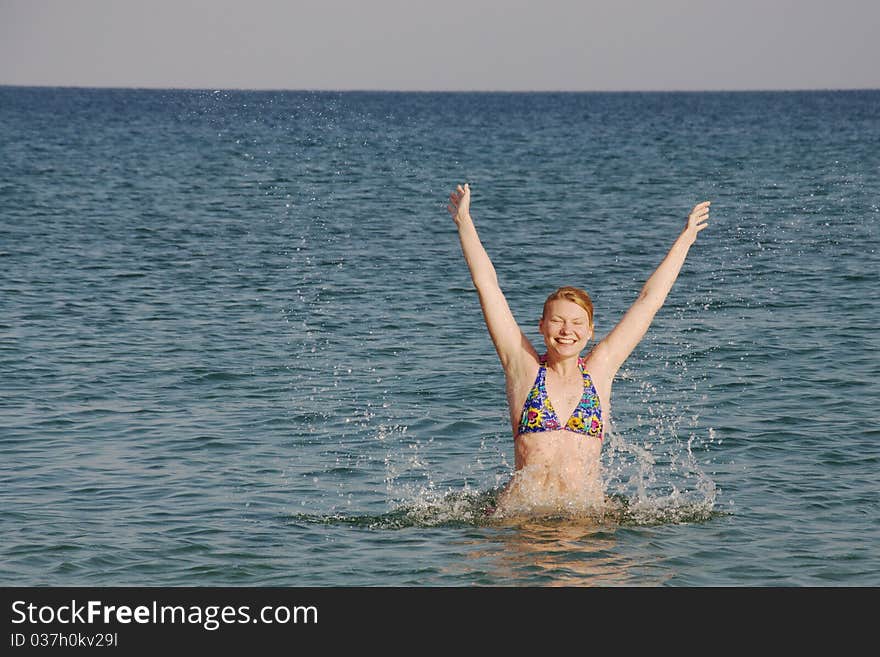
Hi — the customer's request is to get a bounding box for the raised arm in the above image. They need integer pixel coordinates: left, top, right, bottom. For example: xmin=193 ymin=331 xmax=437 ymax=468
xmin=593 ymin=201 xmax=711 ymax=376
xmin=448 ymin=184 xmax=536 ymax=370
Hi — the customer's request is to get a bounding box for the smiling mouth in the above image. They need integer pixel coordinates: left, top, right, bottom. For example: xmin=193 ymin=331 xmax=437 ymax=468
xmin=555 ymin=337 xmax=577 ymax=344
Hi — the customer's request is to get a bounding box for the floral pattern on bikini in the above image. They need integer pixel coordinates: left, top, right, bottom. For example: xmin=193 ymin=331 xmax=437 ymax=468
xmin=518 ymin=356 xmax=604 ymax=439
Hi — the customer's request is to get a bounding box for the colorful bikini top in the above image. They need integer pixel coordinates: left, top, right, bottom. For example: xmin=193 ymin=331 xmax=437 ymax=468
xmin=517 ymin=356 xmax=604 ymax=439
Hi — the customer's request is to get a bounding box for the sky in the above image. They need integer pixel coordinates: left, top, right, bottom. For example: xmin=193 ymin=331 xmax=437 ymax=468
xmin=1 ymin=0 xmax=878 ymax=92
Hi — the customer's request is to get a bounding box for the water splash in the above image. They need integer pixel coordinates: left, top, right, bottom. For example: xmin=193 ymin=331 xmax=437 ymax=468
xmin=293 ymin=489 xmax=499 ymax=529
xmin=601 ymin=422 xmax=718 ymax=525
xmin=292 ymin=484 xmax=723 ymax=530
xmin=316 ymin=401 xmax=723 ymax=529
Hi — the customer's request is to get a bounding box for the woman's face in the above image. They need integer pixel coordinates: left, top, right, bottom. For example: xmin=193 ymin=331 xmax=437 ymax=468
xmin=539 ymin=299 xmax=592 ymax=357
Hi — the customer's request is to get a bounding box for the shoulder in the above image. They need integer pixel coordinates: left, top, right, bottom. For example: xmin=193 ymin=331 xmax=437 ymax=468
xmin=582 ymin=341 xmax=615 ymax=387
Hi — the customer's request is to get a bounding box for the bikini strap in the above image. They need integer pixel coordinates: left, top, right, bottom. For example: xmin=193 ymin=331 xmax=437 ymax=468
xmin=536 ymin=355 xmax=548 ymax=386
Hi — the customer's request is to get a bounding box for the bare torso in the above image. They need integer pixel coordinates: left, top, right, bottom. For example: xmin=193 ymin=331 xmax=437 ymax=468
xmin=494 ymin=352 xmax=613 ymax=516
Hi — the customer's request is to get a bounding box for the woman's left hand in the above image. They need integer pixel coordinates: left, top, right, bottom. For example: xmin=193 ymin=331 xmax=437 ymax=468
xmin=685 ymin=201 xmax=711 ymax=240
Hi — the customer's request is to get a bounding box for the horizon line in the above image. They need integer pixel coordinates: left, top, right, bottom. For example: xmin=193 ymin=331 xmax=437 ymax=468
xmin=2 ymin=83 xmax=879 ymax=94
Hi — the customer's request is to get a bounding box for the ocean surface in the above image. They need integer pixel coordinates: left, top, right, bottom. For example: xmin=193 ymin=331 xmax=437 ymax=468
xmin=1 ymin=86 xmax=878 ymax=586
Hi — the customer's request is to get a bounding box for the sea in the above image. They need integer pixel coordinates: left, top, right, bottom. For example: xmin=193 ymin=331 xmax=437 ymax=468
xmin=1 ymin=86 xmax=878 ymax=586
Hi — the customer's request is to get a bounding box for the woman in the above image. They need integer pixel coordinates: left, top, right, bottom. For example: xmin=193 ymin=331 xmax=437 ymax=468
xmin=447 ymin=183 xmax=711 ymax=517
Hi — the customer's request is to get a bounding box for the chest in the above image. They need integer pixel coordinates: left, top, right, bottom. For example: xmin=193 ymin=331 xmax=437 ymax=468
xmin=541 ymin=369 xmax=587 ymax=421
xmin=505 ymin=359 xmax=610 ymax=437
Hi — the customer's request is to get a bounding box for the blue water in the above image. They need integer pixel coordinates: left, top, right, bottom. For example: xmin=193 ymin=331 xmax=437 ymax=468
xmin=1 ymin=87 xmax=878 ymax=586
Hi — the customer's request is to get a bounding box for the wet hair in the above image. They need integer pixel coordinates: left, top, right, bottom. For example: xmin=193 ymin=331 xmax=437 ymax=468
xmin=542 ymin=286 xmax=594 ymax=328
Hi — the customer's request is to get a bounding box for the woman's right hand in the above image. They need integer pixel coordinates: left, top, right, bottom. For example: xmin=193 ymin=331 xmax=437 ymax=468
xmin=447 ymin=183 xmax=471 ymax=226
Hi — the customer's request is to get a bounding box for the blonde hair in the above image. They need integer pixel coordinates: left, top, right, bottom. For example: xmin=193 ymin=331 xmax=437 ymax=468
xmin=542 ymin=286 xmax=594 ymax=328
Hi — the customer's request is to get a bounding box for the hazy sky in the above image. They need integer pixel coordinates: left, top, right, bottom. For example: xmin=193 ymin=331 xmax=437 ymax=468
xmin=2 ymin=0 xmax=878 ymax=91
